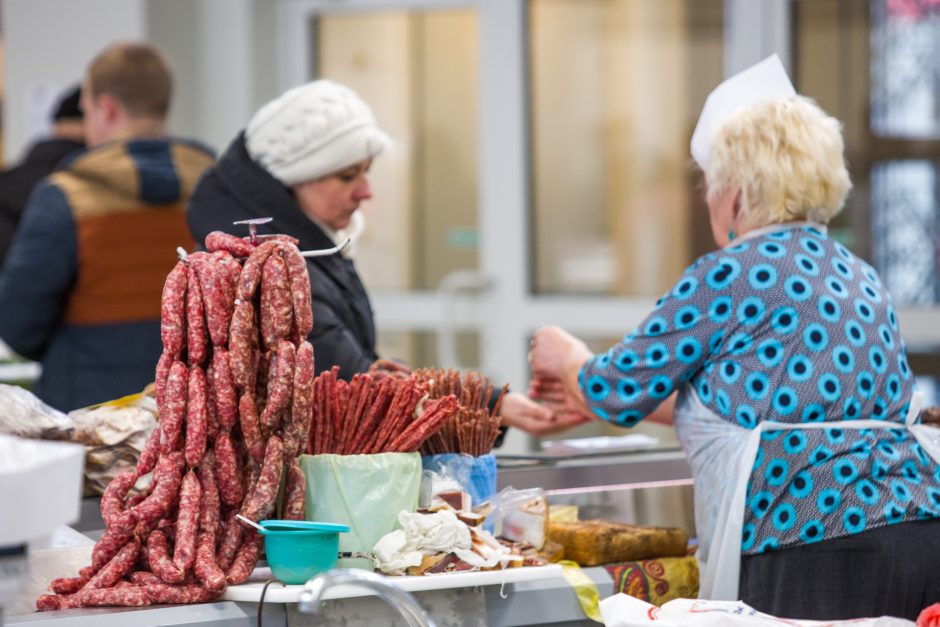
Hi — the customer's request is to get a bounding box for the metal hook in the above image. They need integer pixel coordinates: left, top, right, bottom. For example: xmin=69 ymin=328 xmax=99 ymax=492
xmin=233 ymin=217 xmax=274 ymax=246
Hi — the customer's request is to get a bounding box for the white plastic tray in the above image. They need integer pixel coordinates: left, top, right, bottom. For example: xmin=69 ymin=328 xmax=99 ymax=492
xmin=223 ymin=564 xmax=564 ymax=603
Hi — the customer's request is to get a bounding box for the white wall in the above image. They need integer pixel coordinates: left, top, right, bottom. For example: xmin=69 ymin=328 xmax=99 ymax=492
xmin=2 ymin=0 xmax=145 ymax=162
xmin=2 ymin=0 xmax=281 ymax=162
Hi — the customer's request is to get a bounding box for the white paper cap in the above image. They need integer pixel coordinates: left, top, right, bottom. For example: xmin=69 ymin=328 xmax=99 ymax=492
xmin=690 ymin=54 xmax=796 ymax=170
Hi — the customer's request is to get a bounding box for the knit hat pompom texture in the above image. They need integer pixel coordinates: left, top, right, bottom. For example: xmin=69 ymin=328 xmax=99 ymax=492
xmin=246 ymin=80 xmax=390 ymax=186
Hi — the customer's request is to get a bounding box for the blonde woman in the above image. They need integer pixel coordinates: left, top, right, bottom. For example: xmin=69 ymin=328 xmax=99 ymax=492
xmin=529 ymin=70 xmax=940 ymax=618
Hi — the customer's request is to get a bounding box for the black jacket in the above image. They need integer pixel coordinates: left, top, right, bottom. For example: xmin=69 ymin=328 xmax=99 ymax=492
xmin=0 ymin=138 xmax=84 ymax=266
xmin=187 ymin=133 xmax=378 ymax=380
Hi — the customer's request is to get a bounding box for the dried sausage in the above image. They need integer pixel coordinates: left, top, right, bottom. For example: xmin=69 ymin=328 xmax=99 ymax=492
xmin=137 ymin=424 xmax=162 ymax=476
xmin=154 ymin=350 xmax=173 ymax=412
xmin=147 ymin=582 xmax=221 ymax=604
xmin=211 ymin=349 xmax=238 ymax=431
xmin=273 ymin=241 xmax=313 ymax=341
xmin=216 ymin=512 xmax=244 ymax=572
xmin=282 ymin=460 xmax=306 ymax=521
xmin=160 ymin=262 xmax=187 ymax=357
xmin=173 ymin=471 xmax=201 ymax=572
xmin=260 ymin=253 xmax=293 ymax=350
xmin=228 ymin=300 xmax=257 ymax=392
xmin=186 ymin=263 xmax=208 ymax=367
xmin=225 ymin=533 xmax=263 ymax=585
xmin=191 ymin=255 xmax=228 ymax=347
xmin=184 ymin=367 xmax=208 ymax=467
xmin=49 ymin=576 xmax=86 ymax=595
xmin=284 ymin=341 xmax=314 ymax=459
xmin=240 ymin=435 xmax=283 ymax=523
xmin=236 ymin=240 xmax=278 ymax=302
xmin=206 ymin=231 xmax=253 ymax=258
xmin=100 ymin=468 xmax=137 ymax=531
xmin=239 ymin=391 xmax=265 ymax=463
xmin=161 ymin=361 xmax=188 ymax=455
xmin=260 ymin=340 xmax=294 ymax=434
xmin=84 ymin=536 xmax=140 ymax=590
xmin=147 ymin=530 xmax=185 ymax=584
xmin=81 ymin=585 xmax=150 ymax=607
xmin=205 ymin=357 xmax=220 ymax=444
xmin=193 ymin=529 xmax=226 ymax=592
xmin=213 ymin=433 xmax=243 ymax=507
xmin=130 ymin=452 xmax=185 ymax=526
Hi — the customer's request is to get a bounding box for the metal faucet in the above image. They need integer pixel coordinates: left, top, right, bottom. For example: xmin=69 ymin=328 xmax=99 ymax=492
xmin=296 ymin=569 xmax=437 ymax=627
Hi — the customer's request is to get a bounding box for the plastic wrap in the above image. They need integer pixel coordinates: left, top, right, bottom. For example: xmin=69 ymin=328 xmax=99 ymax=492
xmin=0 ymin=383 xmax=72 ymax=440
xmin=421 ymin=453 xmax=497 ymax=507
xmin=300 ymin=452 xmax=422 ymax=569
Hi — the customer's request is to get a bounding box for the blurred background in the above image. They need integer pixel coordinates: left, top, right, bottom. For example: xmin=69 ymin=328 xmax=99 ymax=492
xmin=1 ymin=0 xmax=938 ymax=456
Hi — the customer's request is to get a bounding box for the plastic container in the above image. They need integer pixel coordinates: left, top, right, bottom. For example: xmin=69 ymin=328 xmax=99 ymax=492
xmin=259 ymin=520 xmax=350 ymax=584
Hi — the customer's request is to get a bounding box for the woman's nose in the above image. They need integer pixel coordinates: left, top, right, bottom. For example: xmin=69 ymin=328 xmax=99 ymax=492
xmin=354 ymin=177 xmax=373 ymax=200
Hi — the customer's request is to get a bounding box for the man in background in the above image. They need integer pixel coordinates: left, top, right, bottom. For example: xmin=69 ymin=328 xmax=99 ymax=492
xmin=0 ymin=86 xmax=85 ymax=266
xmin=0 ymin=43 xmax=214 ymax=411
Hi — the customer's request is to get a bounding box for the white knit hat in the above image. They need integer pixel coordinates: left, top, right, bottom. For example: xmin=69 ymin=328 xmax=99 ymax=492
xmin=245 ymin=80 xmax=390 ymax=186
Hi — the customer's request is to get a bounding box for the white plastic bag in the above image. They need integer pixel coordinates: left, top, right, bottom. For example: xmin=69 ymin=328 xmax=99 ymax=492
xmin=600 ymin=594 xmax=915 ymax=627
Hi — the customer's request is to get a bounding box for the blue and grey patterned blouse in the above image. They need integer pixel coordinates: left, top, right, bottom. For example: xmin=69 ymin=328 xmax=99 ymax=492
xmin=580 ymin=223 xmax=940 ymax=554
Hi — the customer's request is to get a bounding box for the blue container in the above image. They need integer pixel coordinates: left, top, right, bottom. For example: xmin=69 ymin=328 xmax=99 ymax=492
xmin=259 ymin=520 xmax=350 ymax=584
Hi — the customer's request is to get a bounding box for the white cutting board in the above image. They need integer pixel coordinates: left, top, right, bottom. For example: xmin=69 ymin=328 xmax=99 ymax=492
xmin=223 ymin=564 xmax=564 ymax=603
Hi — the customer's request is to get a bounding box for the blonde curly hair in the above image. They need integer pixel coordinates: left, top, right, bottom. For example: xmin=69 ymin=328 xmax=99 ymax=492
xmin=705 ymin=96 xmax=852 ymax=227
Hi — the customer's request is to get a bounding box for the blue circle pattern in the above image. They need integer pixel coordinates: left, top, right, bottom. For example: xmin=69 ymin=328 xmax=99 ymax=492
xmin=576 ymin=226 xmax=937 ymax=555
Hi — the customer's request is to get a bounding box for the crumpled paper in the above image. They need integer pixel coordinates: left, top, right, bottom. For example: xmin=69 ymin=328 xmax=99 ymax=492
xmin=372 ymin=510 xmax=512 ymax=575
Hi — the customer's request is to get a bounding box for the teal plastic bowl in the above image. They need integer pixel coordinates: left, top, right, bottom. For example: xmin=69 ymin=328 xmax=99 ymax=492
xmin=259 ymin=520 xmax=350 ymax=584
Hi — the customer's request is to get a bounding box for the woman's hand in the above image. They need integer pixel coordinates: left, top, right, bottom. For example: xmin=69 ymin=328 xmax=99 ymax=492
xmin=498 ymin=391 xmax=590 ymax=437
xmin=528 ymin=326 xmax=592 ymax=380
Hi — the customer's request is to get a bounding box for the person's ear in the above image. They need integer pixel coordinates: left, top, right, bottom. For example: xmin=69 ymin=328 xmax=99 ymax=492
xmin=97 ymin=93 xmax=124 ymax=125
xmin=731 ymin=187 xmax=742 ymax=220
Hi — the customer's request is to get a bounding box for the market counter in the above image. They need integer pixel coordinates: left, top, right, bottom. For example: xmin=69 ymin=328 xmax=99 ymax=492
xmin=7 ymin=566 xmax=614 ymax=626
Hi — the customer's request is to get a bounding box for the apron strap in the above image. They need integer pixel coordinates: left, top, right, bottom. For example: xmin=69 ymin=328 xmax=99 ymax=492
xmin=906 ymin=390 xmax=925 ymax=427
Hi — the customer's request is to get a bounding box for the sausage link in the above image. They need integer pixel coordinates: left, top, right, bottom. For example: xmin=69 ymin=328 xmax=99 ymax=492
xmin=228 ymin=300 xmax=257 ymax=392
xmin=204 ymin=356 xmax=220 ymax=444
xmin=260 ymin=254 xmax=293 ymax=350
xmin=284 ymin=341 xmax=314 ymax=459
xmin=193 ymin=529 xmax=226 ymax=592
xmin=239 ymin=391 xmax=265 ymax=463
xmin=212 ymin=250 xmax=239 ymax=317
xmin=130 ymin=451 xmax=185 ymax=525
xmin=86 ymin=526 xmax=134 ymax=579
xmin=273 ymin=242 xmax=313 ymax=342
xmin=160 ymin=262 xmax=188 ymax=357
xmin=211 ymin=349 xmax=238 ymax=431
xmin=137 ymin=424 xmax=162 ymax=476
xmin=260 ymin=340 xmax=294 ymax=434
xmin=80 ymin=585 xmax=151 ymax=608
xmin=49 ymin=576 xmax=86 ymax=595
xmin=173 ymin=471 xmax=201 ymax=572
xmin=282 ymin=460 xmax=306 ymax=521
xmin=147 ymin=530 xmax=186 ymax=584
xmin=191 ymin=254 xmax=229 ymax=347
xmin=161 ymin=361 xmax=188 ymax=455
xmin=206 ymin=231 xmax=253 ymax=258
xmin=154 ymin=350 xmax=173 ymax=413
xmin=216 ymin=512 xmax=244 ymax=572
xmin=84 ymin=536 xmax=140 ymax=590
xmin=129 ymin=571 xmax=164 ymax=586
xmin=236 ymin=240 xmax=278 ymax=302
xmin=146 ymin=582 xmax=221 ymax=604
xmin=100 ymin=468 xmax=137 ymax=531
xmin=185 ymin=262 xmax=208 ymax=367
xmin=184 ymin=366 xmax=208 ymax=467
xmin=225 ymin=533 xmax=263 ymax=585
xmin=240 ymin=435 xmax=283 ymax=523
xmin=213 ymin=433 xmax=244 ymax=507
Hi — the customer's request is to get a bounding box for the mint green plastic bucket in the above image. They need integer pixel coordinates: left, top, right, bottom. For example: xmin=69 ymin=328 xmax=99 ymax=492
xmin=259 ymin=520 xmax=349 ymax=584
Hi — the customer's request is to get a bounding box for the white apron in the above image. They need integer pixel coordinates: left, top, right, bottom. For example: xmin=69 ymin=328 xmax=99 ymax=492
xmin=674 ymin=385 xmax=940 ymax=601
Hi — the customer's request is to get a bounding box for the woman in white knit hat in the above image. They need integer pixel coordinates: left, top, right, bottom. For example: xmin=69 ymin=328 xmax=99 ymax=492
xmin=187 ymin=79 xmax=580 ymax=437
